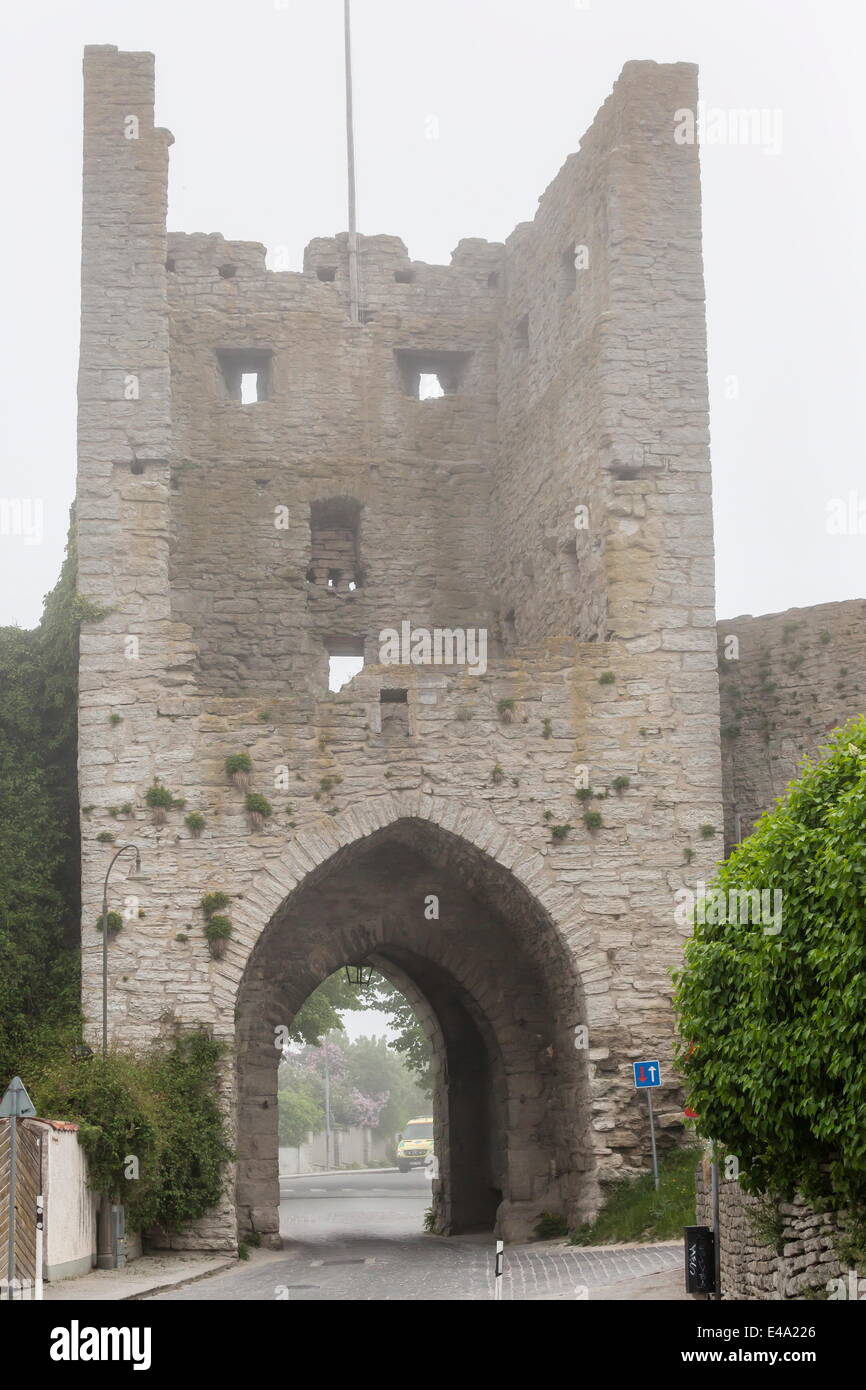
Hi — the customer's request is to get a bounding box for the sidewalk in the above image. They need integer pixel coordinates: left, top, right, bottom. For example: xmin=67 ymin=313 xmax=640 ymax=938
xmin=43 ymin=1251 xmax=237 ymax=1301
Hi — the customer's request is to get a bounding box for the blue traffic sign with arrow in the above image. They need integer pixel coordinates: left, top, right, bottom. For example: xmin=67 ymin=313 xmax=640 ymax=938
xmin=633 ymin=1060 xmax=661 ymax=1089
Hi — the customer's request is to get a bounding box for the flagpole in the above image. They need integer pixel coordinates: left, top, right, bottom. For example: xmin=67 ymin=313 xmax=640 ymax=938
xmin=344 ymin=0 xmax=361 ymax=323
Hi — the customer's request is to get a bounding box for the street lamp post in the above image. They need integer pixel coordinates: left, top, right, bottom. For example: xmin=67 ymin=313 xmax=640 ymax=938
xmin=100 ymin=844 xmax=141 ymax=1055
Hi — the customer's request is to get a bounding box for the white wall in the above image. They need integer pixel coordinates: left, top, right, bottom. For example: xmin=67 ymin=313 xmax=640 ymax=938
xmin=279 ymin=1126 xmax=391 ymax=1175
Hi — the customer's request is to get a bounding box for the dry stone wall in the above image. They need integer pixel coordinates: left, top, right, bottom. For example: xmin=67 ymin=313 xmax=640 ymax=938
xmin=696 ymin=1160 xmax=865 ymax=1300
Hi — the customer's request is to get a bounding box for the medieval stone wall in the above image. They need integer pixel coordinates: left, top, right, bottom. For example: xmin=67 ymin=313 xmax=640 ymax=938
xmin=716 ymin=600 xmax=866 ymax=850
xmin=696 ymin=1159 xmax=864 ymax=1300
xmin=75 ymin=46 xmax=722 ymax=1246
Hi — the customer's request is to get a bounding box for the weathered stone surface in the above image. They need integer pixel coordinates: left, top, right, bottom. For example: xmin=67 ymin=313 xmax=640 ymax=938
xmin=77 ymin=48 xmax=722 ymax=1249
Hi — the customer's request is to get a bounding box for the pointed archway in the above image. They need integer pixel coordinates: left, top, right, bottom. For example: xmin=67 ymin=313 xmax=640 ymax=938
xmin=232 ymin=808 xmax=597 ymax=1245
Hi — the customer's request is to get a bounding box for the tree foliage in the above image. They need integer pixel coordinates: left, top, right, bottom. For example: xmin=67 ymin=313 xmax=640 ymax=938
xmin=0 ymin=526 xmax=81 ymax=1084
xmin=674 ymin=719 xmax=866 ymax=1213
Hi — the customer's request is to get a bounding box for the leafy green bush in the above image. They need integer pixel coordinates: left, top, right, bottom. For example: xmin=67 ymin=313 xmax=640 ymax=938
xmin=675 ymin=718 xmax=866 ymax=1214
xmin=225 ymin=753 xmax=252 ymax=778
xmin=31 ymin=1032 xmax=232 ymax=1234
xmin=145 ymin=783 xmax=174 ymax=810
xmin=245 ymin=793 xmax=273 ymax=819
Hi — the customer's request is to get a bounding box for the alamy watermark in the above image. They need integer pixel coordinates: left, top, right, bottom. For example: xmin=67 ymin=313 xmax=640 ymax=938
xmin=674 ymin=880 xmax=783 ymax=935
xmin=378 ymin=621 xmax=487 ymax=675
xmin=0 ymin=498 xmax=43 ymax=546
xmin=674 ymin=104 xmax=783 ymax=157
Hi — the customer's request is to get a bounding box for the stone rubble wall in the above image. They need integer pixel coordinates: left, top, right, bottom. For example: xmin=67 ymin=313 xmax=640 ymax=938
xmin=696 ymin=1159 xmax=863 ymax=1300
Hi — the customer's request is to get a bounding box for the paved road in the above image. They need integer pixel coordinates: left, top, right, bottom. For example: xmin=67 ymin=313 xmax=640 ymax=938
xmin=149 ymin=1171 xmax=684 ymax=1301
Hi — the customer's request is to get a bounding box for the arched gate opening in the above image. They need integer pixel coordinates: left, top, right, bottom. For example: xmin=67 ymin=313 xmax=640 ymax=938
xmin=235 ymin=817 xmax=594 ymax=1245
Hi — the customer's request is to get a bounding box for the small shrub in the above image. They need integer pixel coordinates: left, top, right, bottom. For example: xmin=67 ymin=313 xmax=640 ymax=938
xmin=200 ymin=891 xmax=230 ymax=918
xmin=683 ymin=847 xmax=695 ymax=865
xmin=550 ymin=823 xmax=571 ymax=842
xmin=599 ymin=671 xmax=615 ymax=686
xmin=225 ymin=753 xmax=252 ymax=789
xmin=109 ymin=713 xmax=123 ymax=726
xmin=490 ymin=764 xmax=504 ymax=785
xmin=245 ymin=793 xmax=273 ymax=829
xmin=819 ymin=629 xmax=831 ymax=644
xmin=185 ymin=811 xmax=206 ymax=837
xmin=145 ymin=782 xmax=176 ymax=826
xmin=95 ymin=911 xmax=123 ymax=935
xmin=96 ymin=831 xmax=115 ymax=844
xmin=699 ymin=823 xmax=716 ymax=839
xmin=204 ymin=915 xmax=233 ymax=959
xmin=542 ymin=718 xmax=553 ymax=739
xmin=497 ymin=697 xmax=515 ymax=723
xmin=583 ymin=811 xmax=603 ymax=830
xmin=612 ymin=775 xmax=630 ymax=792
xmin=575 ymin=786 xmax=593 ymax=802
xmin=534 ymin=1212 xmax=568 ymax=1240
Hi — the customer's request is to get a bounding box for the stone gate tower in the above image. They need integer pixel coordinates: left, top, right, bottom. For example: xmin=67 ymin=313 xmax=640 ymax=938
xmin=76 ymin=46 xmax=721 ymax=1247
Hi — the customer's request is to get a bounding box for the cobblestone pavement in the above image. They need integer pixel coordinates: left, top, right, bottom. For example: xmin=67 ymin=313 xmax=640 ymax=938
xmin=150 ymin=1237 xmax=683 ymax=1302
xmin=149 ymin=1171 xmax=684 ymax=1301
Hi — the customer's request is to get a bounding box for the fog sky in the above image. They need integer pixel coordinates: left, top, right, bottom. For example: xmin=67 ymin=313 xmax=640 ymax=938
xmin=1 ymin=0 xmax=864 ymax=629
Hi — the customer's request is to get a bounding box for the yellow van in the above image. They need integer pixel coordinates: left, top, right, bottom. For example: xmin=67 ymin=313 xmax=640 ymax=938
xmin=396 ymin=1116 xmax=434 ymax=1171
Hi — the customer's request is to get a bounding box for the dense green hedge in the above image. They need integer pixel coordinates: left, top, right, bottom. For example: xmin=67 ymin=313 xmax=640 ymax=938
xmin=32 ymin=1033 xmax=233 ymax=1233
xmin=675 ymin=718 xmax=866 ymax=1213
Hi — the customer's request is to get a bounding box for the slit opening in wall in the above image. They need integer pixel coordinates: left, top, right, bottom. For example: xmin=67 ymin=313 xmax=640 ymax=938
xmin=560 ymin=245 xmax=577 ymax=295
xmin=515 ymin=314 xmax=529 ymax=352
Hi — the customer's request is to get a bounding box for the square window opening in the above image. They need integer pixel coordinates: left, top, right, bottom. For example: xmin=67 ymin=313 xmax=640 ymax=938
xmin=380 ymin=688 xmax=408 ymax=703
xmin=395 ymin=349 xmax=471 ymax=399
xmin=217 ymin=349 xmax=273 ymax=403
xmin=316 ymin=266 xmax=338 ymax=282
xmin=394 ymin=269 xmax=415 ymax=284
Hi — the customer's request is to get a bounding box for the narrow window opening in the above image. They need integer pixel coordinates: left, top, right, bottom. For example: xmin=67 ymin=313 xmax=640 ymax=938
xmin=358 ymin=308 xmax=376 ymax=324
xmin=418 ymin=373 xmax=445 ymax=401
xmin=379 ymin=687 xmax=410 ymax=737
xmin=218 ymin=263 xmax=237 ymax=279
xmin=327 ymin=569 xmax=342 ymax=589
xmin=487 ymin=271 xmax=500 ymax=289
xmin=130 ymin=460 xmax=145 ymax=475
xmin=560 ymin=245 xmax=577 ymax=295
xmin=240 ymin=372 xmax=259 ymax=405
xmin=515 ymin=314 xmax=529 ymax=352
xmin=394 ymin=269 xmax=415 ymax=284
xmin=165 ymin=257 xmax=177 ymax=272
xmin=316 ymin=266 xmax=337 ymax=282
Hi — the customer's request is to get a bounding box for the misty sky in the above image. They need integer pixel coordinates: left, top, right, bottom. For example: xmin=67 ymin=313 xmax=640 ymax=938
xmin=1 ymin=0 xmax=864 ymax=630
